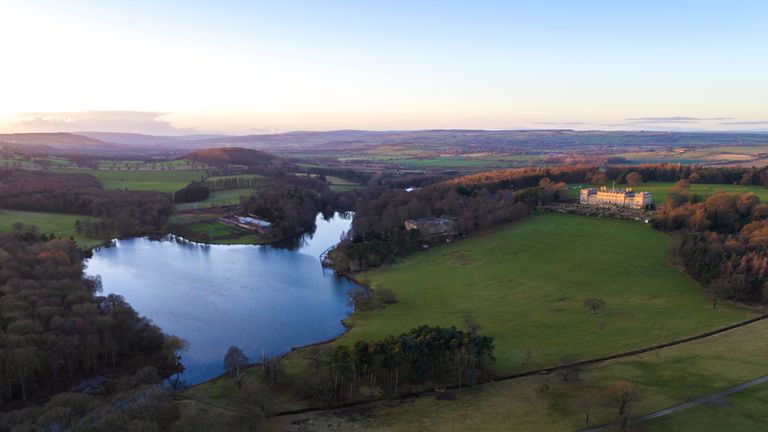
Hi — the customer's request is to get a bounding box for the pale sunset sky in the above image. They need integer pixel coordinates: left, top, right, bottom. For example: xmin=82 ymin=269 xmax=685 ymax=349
xmin=0 ymin=0 xmax=766 ymax=134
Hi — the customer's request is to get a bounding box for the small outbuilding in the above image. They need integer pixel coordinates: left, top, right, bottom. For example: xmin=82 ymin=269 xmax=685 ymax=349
xmin=404 ymin=217 xmax=459 ymax=237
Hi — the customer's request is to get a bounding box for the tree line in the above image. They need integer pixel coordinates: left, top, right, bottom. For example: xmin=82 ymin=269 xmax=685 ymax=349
xmin=202 ymin=175 xmax=262 ymax=192
xmin=604 ymin=163 xmax=768 ymax=186
xmin=230 ymin=172 xmax=333 ymax=238
xmin=653 ymin=181 xmax=768 ymax=304
xmin=173 ymin=182 xmax=210 ymax=203
xmin=329 ymin=167 xmax=583 ymax=272
xmin=0 ymin=169 xmax=172 ymax=238
xmin=224 ymin=323 xmax=494 ymax=410
xmin=0 ymin=226 xmax=185 ymax=410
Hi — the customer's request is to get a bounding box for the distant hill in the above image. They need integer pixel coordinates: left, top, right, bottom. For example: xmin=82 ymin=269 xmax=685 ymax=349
xmin=183 ymin=147 xmax=293 ymax=170
xmin=77 ymin=131 xmax=231 ymax=146
xmin=0 ymin=132 xmax=117 ymax=152
xmin=4 ymin=130 xmax=768 ymax=164
xmin=77 ymin=131 xmax=191 ymax=146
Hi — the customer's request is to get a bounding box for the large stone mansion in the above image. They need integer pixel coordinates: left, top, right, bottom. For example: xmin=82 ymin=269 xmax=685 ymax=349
xmin=579 ymin=186 xmax=653 ymax=209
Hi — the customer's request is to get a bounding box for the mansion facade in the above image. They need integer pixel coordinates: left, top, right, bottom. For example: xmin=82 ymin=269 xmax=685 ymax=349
xmin=579 ymin=187 xmax=652 ymax=209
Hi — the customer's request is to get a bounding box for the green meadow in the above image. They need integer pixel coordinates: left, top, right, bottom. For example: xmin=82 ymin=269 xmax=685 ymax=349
xmin=326 ymin=175 xmax=363 ymax=192
xmin=0 ymin=210 xmax=102 ymax=248
xmin=53 ymin=168 xmax=205 ymax=193
xmin=174 ymin=188 xmax=254 ymax=211
xmin=348 ymin=213 xmax=751 ymax=372
xmin=263 ymin=319 xmax=768 ymax=432
xmin=644 ymin=382 xmax=768 ymax=432
xmin=186 ymin=213 xmax=761 ymax=429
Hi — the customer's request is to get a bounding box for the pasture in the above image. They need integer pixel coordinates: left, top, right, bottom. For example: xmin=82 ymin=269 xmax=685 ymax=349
xmin=0 ymin=210 xmax=102 ymax=247
xmin=185 ymin=213 xmax=760 ymax=429
xmin=53 ymin=167 xmax=206 ymax=193
xmin=347 ymin=213 xmax=751 ymax=372
xmin=174 ymin=188 xmax=254 ymax=211
xmin=644 ymin=382 xmax=768 ymax=431
xmin=261 ymin=319 xmax=768 ymax=432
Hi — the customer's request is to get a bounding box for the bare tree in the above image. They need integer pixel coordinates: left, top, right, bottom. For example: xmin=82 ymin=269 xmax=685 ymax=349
xmin=605 ymin=380 xmax=638 ymax=431
xmin=583 ymin=297 xmax=606 ymax=314
xmin=234 ymin=376 xmax=268 ymax=432
xmin=223 ymin=346 xmax=248 ymax=389
xmin=463 ymin=312 xmax=482 ymax=336
xmin=626 ymin=172 xmax=643 ymax=186
xmin=578 ymin=386 xmax=600 ymax=429
xmin=555 ymin=355 xmax=582 ymax=382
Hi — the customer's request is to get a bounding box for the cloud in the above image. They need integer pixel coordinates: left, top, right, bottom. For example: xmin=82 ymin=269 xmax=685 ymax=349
xmin=532 ymin=121 xmax=588 ymax=126
xmin=625 ymin=116 xmax=733 ymax=124
xmin=3 ymin=111 xmax=194 ymax=135
xmin=719 ymin=120 xmax=768 ymax=126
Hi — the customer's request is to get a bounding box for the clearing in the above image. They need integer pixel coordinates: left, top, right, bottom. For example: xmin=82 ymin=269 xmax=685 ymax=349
xmin=0 ymin=209 xmax=102 ymax=248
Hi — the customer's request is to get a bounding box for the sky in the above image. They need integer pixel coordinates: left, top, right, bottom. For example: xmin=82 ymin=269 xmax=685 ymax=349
xmin=0 ymin=0 xmax=766 ymax=135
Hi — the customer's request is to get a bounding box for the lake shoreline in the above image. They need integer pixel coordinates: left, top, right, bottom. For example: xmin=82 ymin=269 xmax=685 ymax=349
xmin=87 ymin=212 xmax=361 ymax=386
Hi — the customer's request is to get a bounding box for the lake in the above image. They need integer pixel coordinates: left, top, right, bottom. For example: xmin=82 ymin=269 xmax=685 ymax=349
xmin=85 ymin=212 xmax=359 ymax=385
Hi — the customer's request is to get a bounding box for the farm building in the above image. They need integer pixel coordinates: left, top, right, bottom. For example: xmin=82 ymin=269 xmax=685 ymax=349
xmin=579 ymin=187 xmax=652 ymax=209
xmin=218 ymin=215 xmax=272 ymax=233
xmin=404 ymin=217 xmax=459 ymax=236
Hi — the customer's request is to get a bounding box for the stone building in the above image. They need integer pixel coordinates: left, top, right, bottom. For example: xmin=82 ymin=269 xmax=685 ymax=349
xmin=404 ymin=217 xmax=459 ymax=236
xmin=579 ymin=186 xmax=652 ymax=209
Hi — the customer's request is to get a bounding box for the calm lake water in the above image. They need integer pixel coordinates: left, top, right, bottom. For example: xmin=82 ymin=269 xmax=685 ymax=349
xmin=85 ymin=212 xmax=359 ymax=384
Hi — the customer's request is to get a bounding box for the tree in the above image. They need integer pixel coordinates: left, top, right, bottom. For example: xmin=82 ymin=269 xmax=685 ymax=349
xmin=577 ymin=387 xmax=600 ymax=429
xmin=605 ymin=380 xmax=638 ymax=431
xmin=463 ymin=312 xmax=482 ymax=336
xmin=234 ymin=376 xmax=267 ymax=432
xmin=583 ymin=297 xmax=606 ymax=314
xmin=626 ymin=172 xmax=643 ymax=186
xmin=556 ymin=355 xmax=581 ymax=382
xmin=223 ymin=346 xmax=249 ymax=389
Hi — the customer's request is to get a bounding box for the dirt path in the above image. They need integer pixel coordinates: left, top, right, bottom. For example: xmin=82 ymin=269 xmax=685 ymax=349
xmin=582 ymin=375 xmax=768 ymax=431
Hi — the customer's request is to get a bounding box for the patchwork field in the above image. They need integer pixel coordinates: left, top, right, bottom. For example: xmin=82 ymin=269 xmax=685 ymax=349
xmin=347 ymin=213 xmax=751 ymax=372
xmin=326 ymin=175 xmax=363 ymax=192
xmin=0 ymin=210 xmax=102 ymax=247
xmin=53 ymin=167 xmax=205 ymax=193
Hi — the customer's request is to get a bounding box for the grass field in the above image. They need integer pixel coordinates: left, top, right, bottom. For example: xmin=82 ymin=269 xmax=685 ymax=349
xmin=95 ymin=159 xmax=206 ymax=170
xmin=53 ymin=168 xmax=206 ymax=193
xmin=644 ymin=382 xmax=768 ymax=431
xmin=326 ymin=175 xmax=363 ymax=192
xmin=0 ymin=210 xmax=101 ymax=247
xmin=174 ymin=188 xmax=254 ymax=211
xmin=262 ymin=319 xmax=768 ymax=432
xmin=168 ymin=213 xmax=264 ymax=244
xmin=346 ymin=213 xmax=751 ymax=372
xmin=568 ymin=182 xmax=768 ymax=204
xmin=185 ymin=212 xmax=754 ymax=421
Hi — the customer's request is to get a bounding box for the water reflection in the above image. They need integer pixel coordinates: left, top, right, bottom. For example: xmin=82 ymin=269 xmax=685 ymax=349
xmin=86 ymin=212 xmax=358 ymax=385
